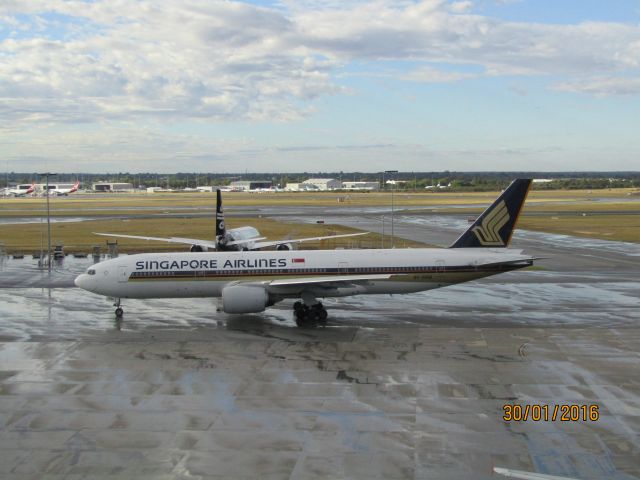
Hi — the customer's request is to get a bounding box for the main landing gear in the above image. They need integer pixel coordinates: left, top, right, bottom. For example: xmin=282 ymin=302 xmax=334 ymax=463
xmin=114 ymin=298 xmax=123 ymax=318
xmin=293 ymin=301 xmax=328 ymax=328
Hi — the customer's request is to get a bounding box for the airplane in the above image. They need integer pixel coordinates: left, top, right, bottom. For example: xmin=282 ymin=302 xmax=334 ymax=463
xmin=75 ymin=179 xmax=535 ymax=327
xmin=48 ymin=181 xmax=80 ymax=196
xmin=94 ymin=189 xmax=367 ymax=252
xmin=3 ymin=182 xmax=36 ymax=196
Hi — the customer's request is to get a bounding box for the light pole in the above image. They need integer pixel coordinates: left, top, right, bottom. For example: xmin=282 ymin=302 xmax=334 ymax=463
xmin=39 ymin=173 xmax=56 ymax=272
xmin=384 ymin=170 xmax=398 ymax=248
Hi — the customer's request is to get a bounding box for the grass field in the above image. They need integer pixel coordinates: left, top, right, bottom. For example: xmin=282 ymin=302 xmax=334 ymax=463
xmin=435 ymin=203 xmax=640 ymax=243
xmin=1 ymin=188 xmax=638 ymax=252
xmin=1 ymin=188 xmax=638 ymax=216
xmin=518 ymin=215 xmax=640 ymax=243
xmin=0 ymin=217 xmax=428 ymax=255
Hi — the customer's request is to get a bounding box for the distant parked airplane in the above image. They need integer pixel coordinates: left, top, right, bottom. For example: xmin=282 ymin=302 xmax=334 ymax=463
xmin=48 ymin=181 xmax=80 ymax=196
xmin=3 ymin=183 xmax=36 ymax=196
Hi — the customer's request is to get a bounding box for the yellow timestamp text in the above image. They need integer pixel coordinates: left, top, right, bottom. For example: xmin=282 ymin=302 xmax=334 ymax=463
xmin=502 ymin=404 xmax=599 ymax=422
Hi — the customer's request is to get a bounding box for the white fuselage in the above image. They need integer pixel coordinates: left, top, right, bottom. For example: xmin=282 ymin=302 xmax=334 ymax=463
xmin=5 ymin=184 xmax=35 ymax=196
xmin=75 ymin=248 xmax=532 ymax=301
xmin=46 ymin=183 xmax=79 ymax=195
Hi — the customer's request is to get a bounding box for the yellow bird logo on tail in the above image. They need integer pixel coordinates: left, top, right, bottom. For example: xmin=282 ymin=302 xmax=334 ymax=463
xmin=472 ymin=200 xmax=509 ymax=246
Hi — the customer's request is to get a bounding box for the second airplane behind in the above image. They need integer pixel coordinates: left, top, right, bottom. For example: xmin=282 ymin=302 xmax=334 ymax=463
xmin=95 ymin=189 xmax=366 ymax=252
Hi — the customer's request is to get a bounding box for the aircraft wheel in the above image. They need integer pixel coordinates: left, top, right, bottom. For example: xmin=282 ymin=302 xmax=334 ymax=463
xmin=295 ymin=316 xmax=313 ymax=328
xmin=294 ymin=305 xmax=306 ymax=326
xmin=318 ymin=309 xmax=328 ymax=321
xmin=294 ymin=306 xmax=318 ymax=328
xmin=115 ymin=307 xmax=124 ymax=318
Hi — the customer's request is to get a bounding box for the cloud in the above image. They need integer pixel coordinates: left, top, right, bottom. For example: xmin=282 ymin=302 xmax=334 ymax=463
xmin=449 ymin=1 xmax=473 ymax=14
xmin=0 ymin=0 xmax=639 ymax=131
xmin=402 ymin=66 xmax=477 ymax=83
xmin=553 ymin=76 xmax=640 ymax=96
xmin=0 ymin=1 xmax=341 ymax=126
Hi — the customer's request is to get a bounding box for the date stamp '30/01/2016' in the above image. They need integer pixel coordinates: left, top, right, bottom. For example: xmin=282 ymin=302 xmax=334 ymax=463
xmin=503 ymin=404 xmax=600 ymax=422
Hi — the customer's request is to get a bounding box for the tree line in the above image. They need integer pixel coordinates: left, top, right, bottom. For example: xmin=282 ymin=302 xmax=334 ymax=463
xmin=2 ymin=171 xmax=638 ymax=191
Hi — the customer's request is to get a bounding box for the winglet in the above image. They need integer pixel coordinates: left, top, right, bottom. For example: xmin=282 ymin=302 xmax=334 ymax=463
xmin=449 ymin=179 xmax=532 ymax=248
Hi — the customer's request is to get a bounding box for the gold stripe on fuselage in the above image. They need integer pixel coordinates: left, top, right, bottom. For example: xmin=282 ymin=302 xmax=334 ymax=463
xmin=127 ymin=267 xmax=521 ymax=284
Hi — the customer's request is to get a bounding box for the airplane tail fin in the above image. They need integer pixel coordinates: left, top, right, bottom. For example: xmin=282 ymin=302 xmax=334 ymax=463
xmin=449 ymin=179 xmax=532 ymax=248
xmin=215 ymin=189 xmax=226 ymax=245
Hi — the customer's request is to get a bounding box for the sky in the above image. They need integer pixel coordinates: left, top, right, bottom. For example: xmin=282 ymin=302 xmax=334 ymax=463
xmin=1 ymin=0 xmax=639 ymax=173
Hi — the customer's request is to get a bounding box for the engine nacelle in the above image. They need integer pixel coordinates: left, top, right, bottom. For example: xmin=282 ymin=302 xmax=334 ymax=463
xmin=221 ymin=285 xmax=269 ymax=314
xmin=275 ymin=242 xmax=294 ymax=251
xmin=190 ymin=245 xmax=208 ymax=252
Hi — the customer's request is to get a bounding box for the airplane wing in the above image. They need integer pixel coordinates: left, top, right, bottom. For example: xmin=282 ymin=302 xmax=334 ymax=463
xmin=93 ymin=233 xmax=218 ymax=249
xmin=248 ymin=232 xmax=369 ymax=250
xmin=257 ymin=273 xmax=393 ymax=295
xmin=94 ymin=231 xmax=368 ymax=250
xmin=267 ymin=274 xmax=392 ymax=286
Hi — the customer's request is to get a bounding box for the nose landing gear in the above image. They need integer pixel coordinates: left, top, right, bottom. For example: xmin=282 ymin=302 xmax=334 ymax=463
xmin=114 ymin=298 xmax=123 ymax=318
xmin=293 ymin=301 xmax=328 ymax=328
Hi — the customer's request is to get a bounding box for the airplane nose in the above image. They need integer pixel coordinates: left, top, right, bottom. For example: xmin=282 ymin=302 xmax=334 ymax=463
xmin=74 ymin=274 xmax=89 ymax=289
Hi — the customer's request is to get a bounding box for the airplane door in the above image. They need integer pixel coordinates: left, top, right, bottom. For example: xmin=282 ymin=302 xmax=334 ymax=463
xmin=118 ymin=266 xmax=128 ymax=283
xmin=436 ymin=260 xmax=445 ymax=273
xmin=339 ymin=262 xmax=349 ymax=274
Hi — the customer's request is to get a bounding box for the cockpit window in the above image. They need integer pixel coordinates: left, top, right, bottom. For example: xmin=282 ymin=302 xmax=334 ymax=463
xmin=87 ymin=269 xmax=96 ymax=275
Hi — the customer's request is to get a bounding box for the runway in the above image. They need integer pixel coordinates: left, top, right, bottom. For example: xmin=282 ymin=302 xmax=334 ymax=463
xmin=0 ymin=216 xmax=639 ymax=479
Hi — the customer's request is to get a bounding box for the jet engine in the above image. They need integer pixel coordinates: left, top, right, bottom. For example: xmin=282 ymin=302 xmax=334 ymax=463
xmin=275 ymin=243 xmax=295 ymax=251
xmin=221 ymin=285 xmax=269 ymax=313
xmin=190 ymin=245 xmax=208 ymax=252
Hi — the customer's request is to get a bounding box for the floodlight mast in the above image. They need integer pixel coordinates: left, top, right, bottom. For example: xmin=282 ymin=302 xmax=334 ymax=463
xmin=39 ymin=173 xmax=56 ymax=272
xmin=385 ymin=170 xmax=398 ymax=248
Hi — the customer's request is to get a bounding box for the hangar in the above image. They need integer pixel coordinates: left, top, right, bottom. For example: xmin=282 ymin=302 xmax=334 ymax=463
xmin=92 ymin=182 xmax=134 ymax=192
xmin=302 ymin=178 xmax=342 ymax=191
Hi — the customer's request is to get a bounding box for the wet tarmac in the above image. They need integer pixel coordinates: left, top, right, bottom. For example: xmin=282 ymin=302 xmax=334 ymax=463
xmin=0 ymin=217 xmax=639 ymax=479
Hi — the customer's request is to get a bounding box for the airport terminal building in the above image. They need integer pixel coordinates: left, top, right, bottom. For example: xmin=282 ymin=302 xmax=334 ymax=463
xmin=301 ymin=178 xmax=342 ymax=191
xmin=342 ymin=181 xmax=380 ymax=191
xmin=229 ymin=180 xmax=272 ymax=191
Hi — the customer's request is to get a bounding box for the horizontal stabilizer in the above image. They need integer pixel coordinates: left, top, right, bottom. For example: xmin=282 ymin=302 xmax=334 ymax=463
xmin=473 ymin=258 xmax=534 ymax=268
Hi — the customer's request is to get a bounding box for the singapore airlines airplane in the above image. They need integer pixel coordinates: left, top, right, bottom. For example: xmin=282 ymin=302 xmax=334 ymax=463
xmin=75 ymin=179 xmax=535 ymax=327
xmin=94 ymin=189 xmax=366 ymax=252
